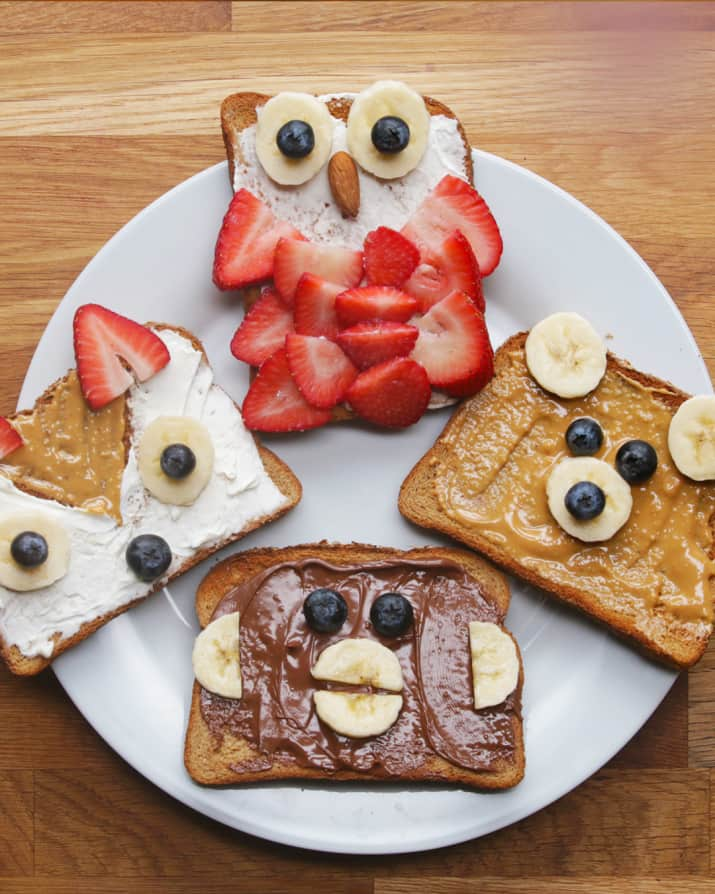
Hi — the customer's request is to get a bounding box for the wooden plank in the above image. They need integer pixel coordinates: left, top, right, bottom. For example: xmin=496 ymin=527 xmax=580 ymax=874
xmin=690 ymin=639 xmax=715 ymax=767
xmin=232 ymin=1 xmax=715 ymax=33
xmin=0 ymin=771 xmax=33 ymax=876
xmin=0 ymin=1 xmax=231 ymax=33
xmin=376 ymin=879 xmax=715 ymax=894
xmin=0 ymin=882 xmax=370 ymax=894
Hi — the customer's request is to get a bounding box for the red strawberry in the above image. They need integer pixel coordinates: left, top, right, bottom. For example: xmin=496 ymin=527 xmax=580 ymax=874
xmin=410 ymin=290 xmax=493 ymax=395
xmin=363 ymin=227 xmax=420 ymax=287
xmin=285 ymin=334 xmax=358 ymax=409
xmin=213 ymin=189 xmax=303 ymax=290
xmin=242 ymin=349 xmax=331 ymax=432
xmin=273 ymin=238 xmax=363 ymax=304
xmin=335 ymin=285 xmax=419 ymax=329
xmin=73 ymin=304 xmax=170 ymax=410
xmin=293 ymin=274 xmax=343 ymax=341
xmin=402 ymin=174 xmax=503 ymax=276
xmin=345 ymin=357 xmax=430 ymax=429
xmin=404 ymin=230 xmax=484 ymax=312
xmin=0 ymin=417 xmax=23 ymax=459
xmin=230 ymin=287 xmax=293 ymax=367
xmin=337 ymin=321 xmax=419 ymax=370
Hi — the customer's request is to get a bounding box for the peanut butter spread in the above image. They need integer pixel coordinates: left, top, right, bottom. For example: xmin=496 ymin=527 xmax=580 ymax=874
xmin=434 ymin=349 xmax=715 ymax=640
xmin=0 ymin=372 xmax=127 ymax=523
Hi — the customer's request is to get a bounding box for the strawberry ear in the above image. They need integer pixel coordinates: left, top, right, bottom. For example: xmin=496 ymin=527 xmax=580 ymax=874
xmin=73 ymin=304 xmax=171 ymax=411
xmin=0 ymin=417 xmax=23 ymax=460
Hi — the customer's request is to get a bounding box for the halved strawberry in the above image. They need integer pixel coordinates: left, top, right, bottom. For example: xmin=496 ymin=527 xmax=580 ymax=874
xmin=337 ymin=321 xmax=419 ymax=370
xmin=293 ymin=274 xmax=343 ymax=341
xmin=404 ymin=230 xmax=484 ymax=312
xmin=230 ymin=287 xmax=293 ymax=367
xmin=242 ymin=349 xmax=331 ymax=432
xmin=402 ymin=174 xmax=503 ymax=276
xmin=410 ymin=290 xmax=493 ymax=395
xmin=73 ymin=304 xmax=170 ymax=411
xmin=334 ymin=285 xmax=418 ymax=329
xmin=0 ymin=417 xmax=23 ymax=459
xmin=285 ymin=334 xmax=358 ymax=409
xmin=273 ymin=238 xmax=363 ymax=305
xmin=213 ymin=189 xmax=303 ymax=290
xmin=363 ymin=227 xmax=420 ymax=287
xmin=345 ymin=357 xmax=430 ymax=429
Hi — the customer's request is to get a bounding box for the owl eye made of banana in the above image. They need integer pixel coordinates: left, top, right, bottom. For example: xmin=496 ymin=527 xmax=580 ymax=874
xmin=254 ymin=81 xmax=430 ymax=187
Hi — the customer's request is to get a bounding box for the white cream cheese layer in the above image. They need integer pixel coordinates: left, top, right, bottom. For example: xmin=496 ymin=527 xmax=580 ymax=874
xmin=0 ymin=330 xmax=288 ymax=658
xmin=233 ymin=95 xmax=469 ymax=248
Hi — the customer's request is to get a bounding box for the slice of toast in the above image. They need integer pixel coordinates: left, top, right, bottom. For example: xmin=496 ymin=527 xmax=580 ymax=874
xmin=184 ymin=542 xmax=525 ymax=791
xmin=399 ymin=332 xmax=715 ymax=669
xmin=0 ymin=324 xmax=301 ymax=675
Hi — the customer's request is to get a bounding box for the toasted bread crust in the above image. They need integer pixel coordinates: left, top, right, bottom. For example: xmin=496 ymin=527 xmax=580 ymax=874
xmin=0 ymin=325 xmax=302 ymax=675
xmin=184 ymin=542 xmax=524 ymax=791
xmin=399 ymin=332 xmax=715 ymax=669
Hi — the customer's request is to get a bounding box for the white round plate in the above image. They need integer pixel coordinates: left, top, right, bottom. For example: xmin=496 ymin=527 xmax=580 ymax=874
xmin=19 ymin=153 xmax=710 ymax=854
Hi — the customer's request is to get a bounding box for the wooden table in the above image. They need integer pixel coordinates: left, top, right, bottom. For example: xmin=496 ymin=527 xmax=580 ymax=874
xmin=0 ymin=2 xmax=713 ymax=891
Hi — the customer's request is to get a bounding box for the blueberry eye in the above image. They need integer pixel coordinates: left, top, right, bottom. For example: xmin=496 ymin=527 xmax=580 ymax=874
xmin=371 ymin=116 xmax=410 ymax=154
xmin=160 ymin=443 xmax=196 ymax=479
xmin=303 ymin=588 xmax=348 ymax=633
xmin=126 ymin=534 xmax=172 ymax=581
xmin=564 ymin=481 xmax=606 ymax=520
xmin=11 ymin=531 xmax=48 ymax=568
xmin=276 ymin=120 xmax=315 ymax=159
xmin=370 ymin=592 xmax=414 ymax=637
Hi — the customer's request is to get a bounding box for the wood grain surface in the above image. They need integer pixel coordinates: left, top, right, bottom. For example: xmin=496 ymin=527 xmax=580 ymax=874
xmin=0 ymin=2 xmax=713 ymax=891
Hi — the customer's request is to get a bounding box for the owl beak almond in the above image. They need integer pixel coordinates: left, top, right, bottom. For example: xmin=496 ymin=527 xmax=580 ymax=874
xmin=328 ymin=151 xmax=360 ymax=219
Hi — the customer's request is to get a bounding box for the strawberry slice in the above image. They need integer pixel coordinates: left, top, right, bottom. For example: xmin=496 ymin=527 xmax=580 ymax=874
xmin=346 ymin=357 xmax=430 ymax=429
xmin=273 ymin=238 xmax=363 ymax=305
xmin=213 ymin=189 xmax=303 ymax=291
xmin=230 ymin=287 xmax=293 ymax=367
xmin=242 ymin=349 xmax=331 ymax=432
xmin=0 ymin=417 xmax=23 ymax=459
xmin=73 ymin=304 xmax=170 ymax=410
xmin=337 ymin=321 xmax=419 ymax=370
xmin=293 ymin=274 xmax=343 ymax=341
xmin=335 ymin=285 xmax=419 ymax=329
xmin=363 ymin=227 xmax=420 ymax=287
xmin=404 ymin=230 xmax=484 ymax=312
xmin=410 ymin=290 xmax=493 ymax=395
xmin=402 ymin=174 xmax=503 ymax=277
xmin=285 ymin=334 xmax=358 ymax=409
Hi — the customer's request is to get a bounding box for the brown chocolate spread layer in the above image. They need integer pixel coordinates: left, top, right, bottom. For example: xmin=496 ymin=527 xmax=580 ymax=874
xmin=199 ymin=559 xmax=521 ymax=776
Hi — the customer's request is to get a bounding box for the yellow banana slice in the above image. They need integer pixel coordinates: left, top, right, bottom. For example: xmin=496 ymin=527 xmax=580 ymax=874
xmin=138 ymin=416 xmax=214 ymax=506
xmin=311 ymin=637 xmax=403 ymax=692
xmin=313 ymin=691 xmax=402 ymax=738
xmin=525 ymin=312 xmax=606 ymax=398
xmin=469 ymin=621 xmax=519 ymax=710
xmin=547 ymin=456 xmax=632 ymax=542
xmin=192 ymin=612 xmax=242 ymax=699
xmin=255 ymin=92 xmax=334 ymax=185
xmin=668 ymin=395 xmax=715 ymax=481
xmin=0 ymin=512 xmax=70 ymax=592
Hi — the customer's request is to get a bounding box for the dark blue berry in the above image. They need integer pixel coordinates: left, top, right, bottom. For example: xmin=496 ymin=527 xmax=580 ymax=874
xmin=565 ymin=417 xmax=603 ymax=456
xmin=160 ymin=444 xmax=196 ymax=480
xmin=564 ymin=481 xmax=606 ymax=520
xmin=276 ymin=120 xmax=315 ymax=159
xmin=616 ymin=440 xmax=658 ymax=484
xmin=126 ymin=534 xmax=172 ymax=581
xmin=303 ymin=588 xmax=348 ymax=633
xmin=370 ymin=592 xmax=414 ymax=637
xmin=10 ymin=531 xmax=48 ymax=568
xmin=371 ymin=116 xmax=410 ymax=154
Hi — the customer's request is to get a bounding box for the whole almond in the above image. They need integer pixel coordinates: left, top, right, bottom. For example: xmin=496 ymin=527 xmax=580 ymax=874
xmin=328 ymin=151 xmax=360 ymax=219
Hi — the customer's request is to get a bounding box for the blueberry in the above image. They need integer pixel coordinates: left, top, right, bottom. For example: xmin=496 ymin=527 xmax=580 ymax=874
xmin=616 ymin=440 xmax=658 ymax=484
xmin=564 ymin=481 xmax=606 ymax=520
xmin=10 ymin=531 xmax=48 ymax=568
xmin=370 ymin=592 xmax=414 ymax=637
xmin=565 ymin=417 xmax=603 ymax=456
xmin=276 ymin=120 xmax=315 ymax=159
xmin=160 ymin=443 xmax=196 ymax=480
xmin=126 ymin=534 xmax=172 ymax=581
xmin=371 ymin=116 xmax=410 ymax=154
xmin=303 ymin=588 xmax=348 ymax=633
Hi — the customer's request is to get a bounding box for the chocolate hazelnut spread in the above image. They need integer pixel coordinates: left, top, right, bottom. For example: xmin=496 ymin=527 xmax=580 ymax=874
xmin=434 ymin=349 xmax=715 ymax=639
xmin=200 ymin=559 xmax=521 ymax=775
xmin=0 ymin=372 xmax=127 ymax=522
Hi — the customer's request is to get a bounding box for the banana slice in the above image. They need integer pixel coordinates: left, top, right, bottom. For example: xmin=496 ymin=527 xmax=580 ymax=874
xmin=255 ymin=92 xmax=334 ymax=186
xmin=525 ymin=312 xmax=606 ymax=398
xmin=192 ymin=612 xmax=242 ymax=699
xmin=346 ymin=80 xmax=430 ymax=180
xmin=0 ymin=512 xmax=70 ymax=592
xmin=547 ymin=457 xmax=633 ymax=542
xmin=138 ymin=416 xmax=214 ymax=506
xmin=311 ymin=638 xmax=403 ymax=692
xmin=668 ymin=395 xmax=715 ymax=481
xmin=469 ymin=621 xmax=519 ymax=710
xmin=314 ymin=691 xmax=402 ymax=738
